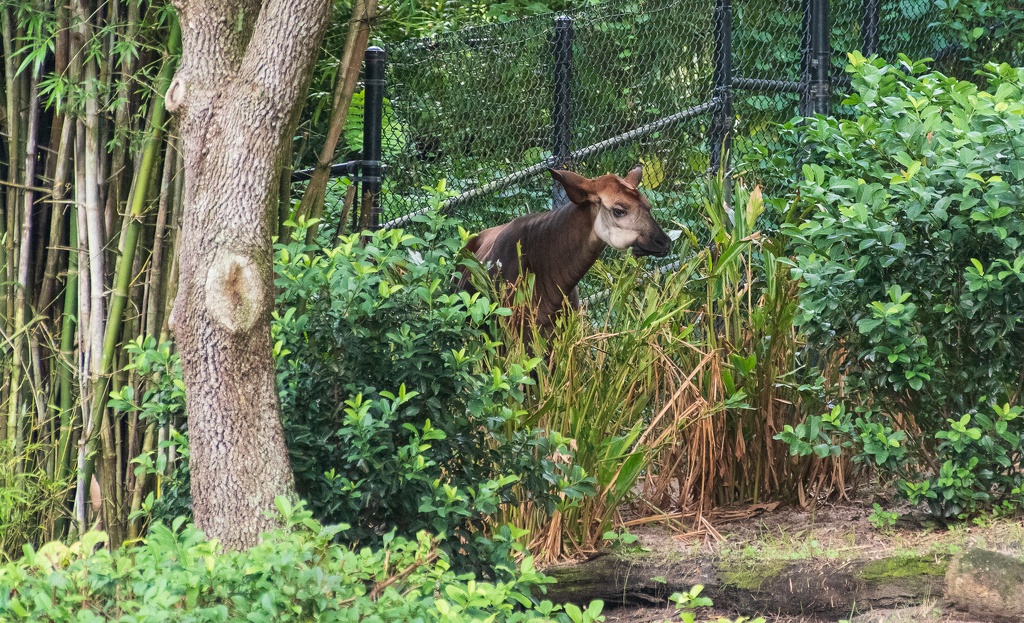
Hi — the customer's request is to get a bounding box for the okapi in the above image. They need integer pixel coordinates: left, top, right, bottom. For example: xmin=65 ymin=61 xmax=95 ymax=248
xmin=462 ymin=166 xmax=672 ymax=329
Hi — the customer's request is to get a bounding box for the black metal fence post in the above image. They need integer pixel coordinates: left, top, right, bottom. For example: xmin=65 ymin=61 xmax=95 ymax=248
xmin=800 ymin=0 xmax=831 ymax=116
xmin=812 ymin=0 xmax=831 ymax=114
xmin=360 ymin=46 xmax=386 ymax=230
xmin=861 ymin=0 xmax=879 ymax=57
xmin=552 ymin=15 xmax=573 ymax=207
xmin=708 ymin=0 xmax=732 ymax=179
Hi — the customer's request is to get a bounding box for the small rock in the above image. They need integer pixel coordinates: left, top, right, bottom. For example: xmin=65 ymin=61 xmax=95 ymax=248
xmin=946 ymin=548 xmax=1024 ymax=622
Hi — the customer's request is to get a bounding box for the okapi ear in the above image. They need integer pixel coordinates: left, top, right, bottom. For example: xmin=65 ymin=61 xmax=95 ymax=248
xmin=624 ymin=165 xmax=643 ymax=187
xmin=549 ymin=169 xmax=593 ymax=205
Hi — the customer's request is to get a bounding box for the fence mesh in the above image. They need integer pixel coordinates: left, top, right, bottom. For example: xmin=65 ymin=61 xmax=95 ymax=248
xmin=376 ymin=0 xmax=719 ymax=236
xmin=322 ymin=0 xmax=1024 ymax=240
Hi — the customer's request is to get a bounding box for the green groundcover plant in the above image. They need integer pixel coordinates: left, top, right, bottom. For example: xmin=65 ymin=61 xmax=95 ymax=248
xmin=777 ymin=54 xmax=1024 ymax=518
xmin=0 ymin=498 xmax=604 ymax=623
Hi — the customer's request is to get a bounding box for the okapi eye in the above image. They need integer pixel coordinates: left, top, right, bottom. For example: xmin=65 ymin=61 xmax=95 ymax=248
xmin=612 ymin=207 xmax=626 ymax=218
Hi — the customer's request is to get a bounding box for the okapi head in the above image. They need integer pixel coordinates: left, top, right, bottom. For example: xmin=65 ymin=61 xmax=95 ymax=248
xmin=460 ymin=165 xmax=674 ymax=332
xmin=549 ymin=166 xmax=672 ymax=258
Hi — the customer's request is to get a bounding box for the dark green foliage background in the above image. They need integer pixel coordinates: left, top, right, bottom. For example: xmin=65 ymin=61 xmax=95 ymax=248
xmin=782 ymin=56 xmax=1024 ymax=518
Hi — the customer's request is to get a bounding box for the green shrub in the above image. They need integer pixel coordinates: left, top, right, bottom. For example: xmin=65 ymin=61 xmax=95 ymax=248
xmin=0 ymin=498 xmax=602 ymax=623
xmin=273 ymin=210 xmax=589 ymax=572
xmin=118 ymin=207 xmax=588 ymax=573
xmin=935 ymin=0 xmax=1024 ymax=68
xmin=780 ymin=54 xmax=1024 ymax=517
xmin=109 ymin=338 xmax=191 ymax=525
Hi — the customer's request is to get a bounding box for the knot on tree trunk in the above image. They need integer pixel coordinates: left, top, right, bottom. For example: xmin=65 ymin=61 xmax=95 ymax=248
xmin=165 ymin=75 xmax=186 ymax=112
xmin=205 ymin=251 xmax=265 ymax=334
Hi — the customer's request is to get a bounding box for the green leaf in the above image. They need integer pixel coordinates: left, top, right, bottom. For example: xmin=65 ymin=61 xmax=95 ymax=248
xmin=857 ymin=317 xmax=884 ymax=334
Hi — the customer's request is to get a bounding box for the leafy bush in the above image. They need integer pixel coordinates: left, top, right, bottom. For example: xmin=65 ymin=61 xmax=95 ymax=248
xmin=782 ymin=54 xmax=1024 ymax=516
xmin=274 ymin=209 xmax=588 ymax=571
xmin=903 ymin=402 xmax=1024 ymax=516
xmin=109 ymin=338 xmax=191 ymax=526
xmin=114 ymin=205 xmax=584 ymax=572
xmin=0 ymin=498 xmax=602 ymax=623
xmin=0 ymin=444 xmax=70 ymax=562
xmin=936 ymin=0 xmax=1024 ymax=67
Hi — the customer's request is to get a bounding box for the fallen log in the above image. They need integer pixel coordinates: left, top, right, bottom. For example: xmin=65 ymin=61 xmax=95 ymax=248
xmin=539 ymin=551 xmax=949 ymax=618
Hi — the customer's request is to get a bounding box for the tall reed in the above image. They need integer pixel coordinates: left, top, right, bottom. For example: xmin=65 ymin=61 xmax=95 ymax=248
xmin=495 ymin=176 xmax=852 ymax=562
xmin=668 ymin=176 xmax=850 ymax=512
xmin=496 ymin=256 xmax=706 ymax=561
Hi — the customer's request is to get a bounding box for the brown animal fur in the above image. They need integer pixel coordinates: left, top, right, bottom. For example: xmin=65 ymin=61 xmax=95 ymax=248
xmin=463 ymin=166 xmax=671 ymax=329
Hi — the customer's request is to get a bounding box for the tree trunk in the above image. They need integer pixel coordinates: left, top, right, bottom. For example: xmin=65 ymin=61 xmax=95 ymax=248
xmin=545 ymin=548 xmax=1024 ymax=622
xmin=168 ymin=0 xmax=331 ymax=550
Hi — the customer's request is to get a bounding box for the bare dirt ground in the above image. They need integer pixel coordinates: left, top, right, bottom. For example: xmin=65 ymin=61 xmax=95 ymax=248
xmin=595 ymin=487 xmax=1024 ymax=623
xmin=602 ymin=603 xmax=983 ymax=623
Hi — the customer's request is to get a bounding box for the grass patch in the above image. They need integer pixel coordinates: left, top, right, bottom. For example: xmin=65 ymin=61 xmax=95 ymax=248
xmin=859 ymin=555 xmax=948 ymax=582
xmin=718 ymin=559 xmax=788 ymax=590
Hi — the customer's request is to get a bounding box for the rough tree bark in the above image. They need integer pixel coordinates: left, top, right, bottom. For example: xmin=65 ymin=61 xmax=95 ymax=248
xmin=167 ymin=0 xmax=331 ymax=549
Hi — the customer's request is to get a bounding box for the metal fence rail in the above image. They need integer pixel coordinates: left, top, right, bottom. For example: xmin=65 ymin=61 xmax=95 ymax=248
xmin=304 ymin=0 xmax=1023 ymax=235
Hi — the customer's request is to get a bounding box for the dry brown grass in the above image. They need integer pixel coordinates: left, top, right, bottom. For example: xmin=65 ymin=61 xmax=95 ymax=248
xmin=491 ymin=179 xmax=857 ymax=563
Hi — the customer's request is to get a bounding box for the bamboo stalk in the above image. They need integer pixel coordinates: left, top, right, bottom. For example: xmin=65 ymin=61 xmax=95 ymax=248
xmin=56 ymin=201 xmax=79 ymax=482
xmin=1 ymin=5 xmax=24 ymax=443
xmin=144 ymin=138 xmax=177 ymax=341
xmin=97 ymin=1 xmax=117 ymax=247
xmin=29 ymin=336 xmax=49 ymax=466
xmin=37 ymin=114 xmax=75 ymax=315
xmin=292 ymin=0 xmax=379 ymax=245
xmin=160 ymin=140 xmax=184 ymax=347
xmin=7 ymin=70 xmax=42 ymax=470
xmin=127 ymin=421 xmax=155 ymax=539
xmin=158 ymin=162 xmax=182 ymax=484
xmin=74 ymin=121 xmax=92 ymax=537
xmin=108 ymin=0 xmax=139 ymax=255
xmin=75 ymin=1 xmax=106 ymax=379
xmin=75 ymin=0 xmax=119 ymax=541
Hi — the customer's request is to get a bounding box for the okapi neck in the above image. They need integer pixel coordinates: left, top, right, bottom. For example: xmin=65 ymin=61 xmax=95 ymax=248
xmin=527 ymin=202 xmax=606 ymax=293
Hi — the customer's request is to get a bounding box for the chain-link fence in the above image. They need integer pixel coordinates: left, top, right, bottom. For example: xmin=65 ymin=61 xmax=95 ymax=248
xmin=316 ymin=0 xmax=1022 ymax=239
xmin=377 ymin=0 xmax=717 ymax=235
